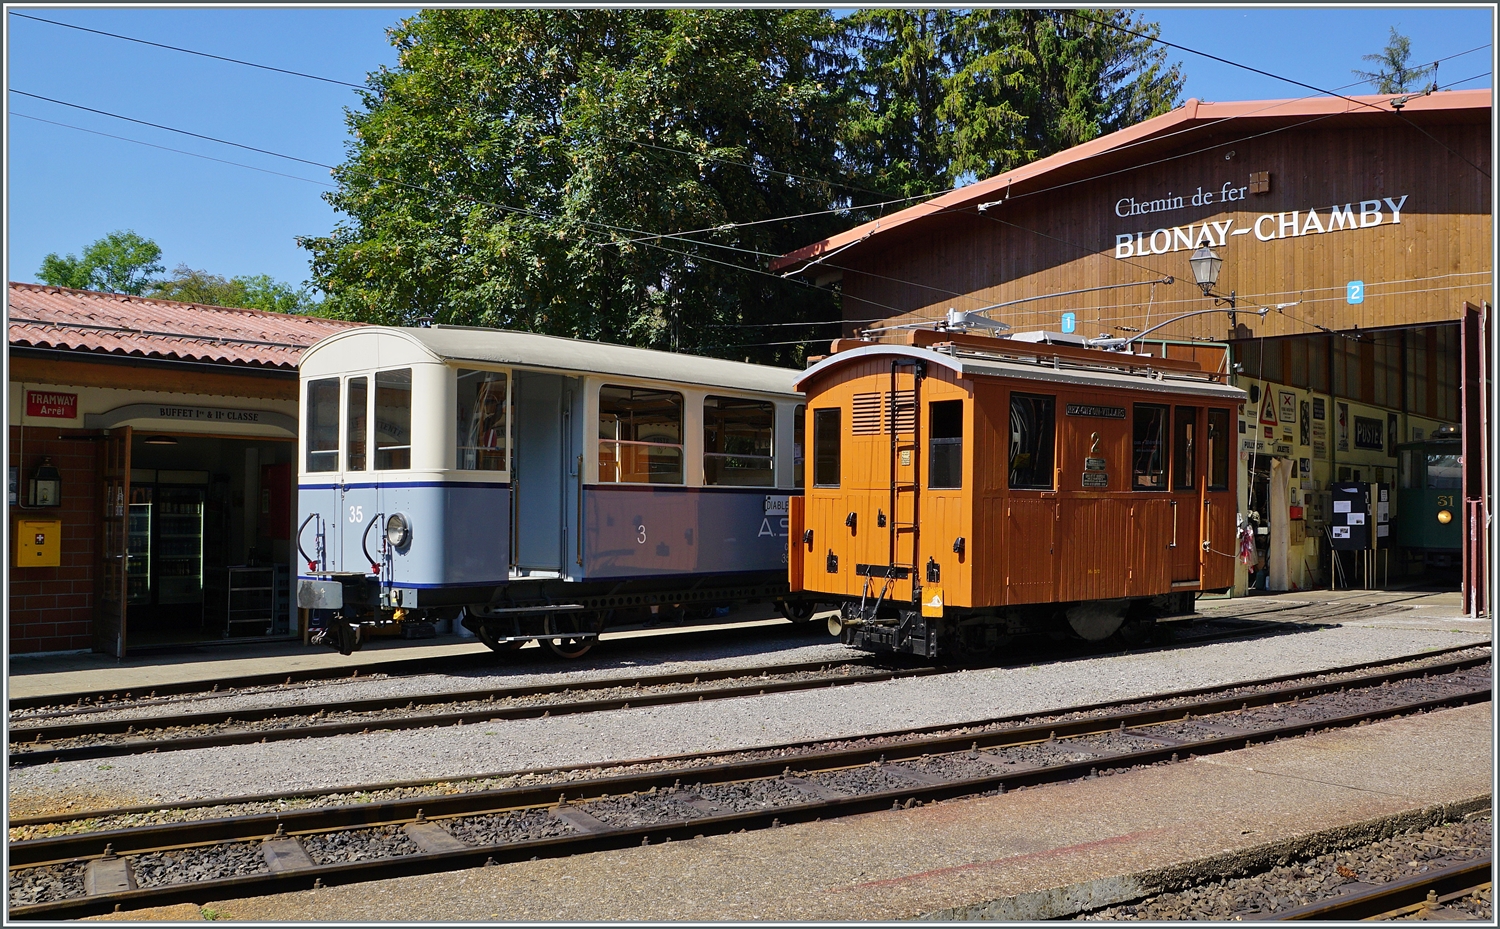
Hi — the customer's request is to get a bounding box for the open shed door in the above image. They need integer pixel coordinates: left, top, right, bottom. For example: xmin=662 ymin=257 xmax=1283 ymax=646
xmin=94 ymin=426 xmax=131 ymax=656
xmin=1461 ymin=302 xmax=1489 ymax=617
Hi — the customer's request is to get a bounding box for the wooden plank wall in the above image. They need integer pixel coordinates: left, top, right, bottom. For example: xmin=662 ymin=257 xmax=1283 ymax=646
xmin=842 ymin=120 xmax=1491 ymax=343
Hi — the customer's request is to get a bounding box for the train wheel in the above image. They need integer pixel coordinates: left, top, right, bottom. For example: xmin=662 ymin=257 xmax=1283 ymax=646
xmin=541 ymin=613 xmax=594 ymax=660
xmin=778 ymin=600 xmax=817 ymax=623
xmin=475 ymin=624 xmax=527 ymax=655
xmin=1065 ymin=601 xmax=1126 ymax=642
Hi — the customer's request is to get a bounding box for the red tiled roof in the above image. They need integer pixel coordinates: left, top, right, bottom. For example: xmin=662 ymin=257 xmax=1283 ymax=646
xmin=7 ymin=281 xmax=363 ymax=369
xmin=771 ymin=88 xmax=1492 ymax=271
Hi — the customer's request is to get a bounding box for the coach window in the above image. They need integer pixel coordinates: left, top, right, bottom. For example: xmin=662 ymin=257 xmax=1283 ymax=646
xmin=813 ymin=408 xmax=840 ymax=487
xmin=1132 ymin=404 xmax=1168 ymax=490
xmin=704 ymin=396 xmax=774 ymax=486
xmin=928 ymin=400 xmax=963 ymax=489
xmin=457 ymin=369 xmax=508 ymax=471
xmin=1172 ymin=407 xmax=1197 ymax=490
xmin=1207 ymin=409 xmax=1230 ymax=490
xmin=793 ymin=404 xmax=806 ymax=488
xmin=1008 ymin=393 xmax=1055 ymax=489
xmin=306 ymin=377 xmax=340 ymax=473
xmin=598 ymin=385 xmax=684 ymax=484
xmin=346 ymin=376 xmax=368 ymax=471
xmin=374 ymin=368 xmax=413 ymax=470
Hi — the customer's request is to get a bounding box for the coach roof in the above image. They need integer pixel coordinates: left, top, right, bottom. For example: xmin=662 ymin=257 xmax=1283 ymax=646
xmin=796 ymin=343 xmax=1245 ymax=401
xmin=303 ymin=324 xmax=801 ymax=396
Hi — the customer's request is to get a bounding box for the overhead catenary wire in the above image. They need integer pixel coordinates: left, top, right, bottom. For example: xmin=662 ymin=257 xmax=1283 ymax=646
xmin=8 ymin=11 xmax=369 ymax=90
xmin=16 ymin=4 xmax=1486 ymax=255
xmin=12 ymin=27 xmax=1488 ymax=347
xmin=6 ymin=8 xmax=933 ymax=210
xmin=1066 ymin=9 xmax=1491 ymax=179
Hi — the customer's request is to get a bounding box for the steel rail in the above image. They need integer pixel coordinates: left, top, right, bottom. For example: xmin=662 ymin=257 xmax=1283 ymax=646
xmin=8 ymin=662 xmax=943 ymax=766
xmin=9 ymin=655 xmax=892 ymax=739
xmin=6 ymin=621 xmax=833 ymax=712
xmin=1246 ymin=855 xmax=1492 ymax=920
xmin=9 ymin=654 xmax=1488 ymax=870
xmin=9 ymin=680 xmax=1489 ymax=920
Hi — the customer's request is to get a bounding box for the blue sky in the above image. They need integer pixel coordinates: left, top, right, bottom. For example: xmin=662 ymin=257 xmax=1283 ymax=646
xmin=5 ymin=6 xmax=1493 ymax=295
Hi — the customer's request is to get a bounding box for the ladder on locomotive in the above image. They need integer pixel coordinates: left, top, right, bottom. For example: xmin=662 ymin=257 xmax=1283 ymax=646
xmin=886 ymin=359 xmax=925 ymax=592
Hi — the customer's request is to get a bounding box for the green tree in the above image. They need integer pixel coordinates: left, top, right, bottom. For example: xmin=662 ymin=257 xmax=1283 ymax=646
xmin=37 ymin=230 xmax=164 ymax=295
xmin=840 ymin=8 xmax=1183 ymax=192
xmin=148 ymin=265 xmax=317 ymax=313
xmin=1353 ymin=27 xmax=1434 ymax=94
xmin=301 ymin=8 xmax=849 ymax=364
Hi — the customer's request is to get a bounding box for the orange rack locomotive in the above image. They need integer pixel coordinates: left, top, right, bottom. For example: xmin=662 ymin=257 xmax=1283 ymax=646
xmin=788 ymin=330 xmax=1246 ymax=661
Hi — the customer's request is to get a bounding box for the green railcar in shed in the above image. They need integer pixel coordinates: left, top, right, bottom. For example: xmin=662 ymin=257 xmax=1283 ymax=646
xmin=1395 ymin=431 xmax=1463 ymax=568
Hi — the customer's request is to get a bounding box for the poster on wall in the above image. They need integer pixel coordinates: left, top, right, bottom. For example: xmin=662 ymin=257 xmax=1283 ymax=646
xmin=1299 ymin=457 xmax=1311 ymax=478
xmin=1337 ymin=402 xmax=1350 ymax=451
xmin=1313 ymin=439 xmax=1328 ymax=459
xmin=1354 ymin=415 xmax=1384 ymax=450
xmin=1278 ymin=391 xmax=1297 ymax=423
xmin=1313 ymin=397 xmax=1326 ymax=421
xmin=1386 ymin=413 xmax=1398 ymax=455
xmin=1299 ymin=401 xmax=1311 ymax=446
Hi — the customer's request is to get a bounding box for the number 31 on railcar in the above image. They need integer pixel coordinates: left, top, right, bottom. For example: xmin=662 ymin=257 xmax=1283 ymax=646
xmin=787 ymin=332 xmax=1246 ymax=662
xmin=295 ymin=325 xmax=808 ymax=657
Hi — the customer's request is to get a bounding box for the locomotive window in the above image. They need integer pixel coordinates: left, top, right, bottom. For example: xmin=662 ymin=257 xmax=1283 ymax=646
xmin=704 ymin=396 xmax=774 ymax=487
xmin=1008 ymin=393 xmax=1055 ymax=490
xmin=346 ymin=377 xmax=368 ymax=471
xmin=813 ymin=408 xmax=840 ymax=487
xmin=1172 ymin=407 xmax=1197 ymax=490
xmin=306 ymin=377 xmax=340 ymax=473
xmin=793 ymin=404 xmax=806 ymax=489
xmin=1132 ymin=404 xmax=1168 ymax=490
xmin=928 ymin=400 xmax=963 ymax=489
xmin=1426 ymin=452 xmax=1462 ymax=489
xmin=598 ymin=385 xmax=683 ymax=484
xmin=457 ymin=369 xmax=508 ymax=471
xmin=1399 ymin=449 xmax=1414 ymax=489
xmin=1207 ymin=409 xmax=1230 ymax=490
xmin=374 ymin=368 xmax=413 ymax=470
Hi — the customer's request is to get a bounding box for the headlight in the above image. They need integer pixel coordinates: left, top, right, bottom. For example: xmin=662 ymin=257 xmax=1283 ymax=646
xmin=386 ymin=512 xmax=411 ymax=548
xmin=1436 ymin=509 xmax=1452 ymax=525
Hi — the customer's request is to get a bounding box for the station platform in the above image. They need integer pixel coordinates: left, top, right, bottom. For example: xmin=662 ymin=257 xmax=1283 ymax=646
xmin=97 ymin=696 xmax=1491 ymax=922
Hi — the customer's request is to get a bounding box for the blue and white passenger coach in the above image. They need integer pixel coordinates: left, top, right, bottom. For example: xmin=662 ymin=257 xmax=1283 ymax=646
xmin=296 ymin=325 xmax=806 ymax=656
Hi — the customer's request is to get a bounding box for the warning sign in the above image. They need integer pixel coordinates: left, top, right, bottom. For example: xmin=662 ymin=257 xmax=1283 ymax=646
xmin=1259 ymin=391 xmax=1279 ymax=426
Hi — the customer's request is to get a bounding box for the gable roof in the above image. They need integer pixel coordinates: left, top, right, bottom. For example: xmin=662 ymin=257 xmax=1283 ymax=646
xmin=772 ymin=88 xmax=1491 ymax=273
xmin=7 ymin=281 xmax=363 ymax=370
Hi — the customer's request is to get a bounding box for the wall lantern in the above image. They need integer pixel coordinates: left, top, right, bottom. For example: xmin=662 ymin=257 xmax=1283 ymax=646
xmin=1188 ymin=247 xmax=1236 ymax=328
xmin=30 ymin=457 xmax=61 ymax=507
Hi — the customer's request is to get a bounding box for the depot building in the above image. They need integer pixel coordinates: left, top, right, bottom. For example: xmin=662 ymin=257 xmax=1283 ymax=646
xmin=7 ymin=282 xmax=360 ymax=655
xmin=775 ymin=90 xmax=1490 ymax=603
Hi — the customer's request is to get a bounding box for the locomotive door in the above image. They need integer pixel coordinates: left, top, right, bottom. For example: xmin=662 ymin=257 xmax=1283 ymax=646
xmin=512 ymin=372 xmax=568 ymax=573
xmin=1168 ymin=406 xmax=1203 ymax=584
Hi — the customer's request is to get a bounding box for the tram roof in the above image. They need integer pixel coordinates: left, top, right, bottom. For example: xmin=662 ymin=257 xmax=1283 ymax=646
xmin=304 ymin=325 xmax=801 ymax=396
xmin=796 ymin=343 xmax=1246 ymax=401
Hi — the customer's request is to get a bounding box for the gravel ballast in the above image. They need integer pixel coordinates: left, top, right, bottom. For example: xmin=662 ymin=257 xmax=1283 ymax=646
xmin=7 ymin=622 xmax=1485 ymax=817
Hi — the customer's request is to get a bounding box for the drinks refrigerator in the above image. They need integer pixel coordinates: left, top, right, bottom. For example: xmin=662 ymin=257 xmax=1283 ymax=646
xmin=154 ymin=485 xmax=205 ymax=604
xmin=127 ymin=486 xmax=152 ymax=604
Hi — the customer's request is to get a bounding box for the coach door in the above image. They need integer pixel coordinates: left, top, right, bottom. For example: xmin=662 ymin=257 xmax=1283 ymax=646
xmin=1168 ymin=406 xmax=1203 ymax=584
xmin=512 ymin=372 xmax=569 ymax=573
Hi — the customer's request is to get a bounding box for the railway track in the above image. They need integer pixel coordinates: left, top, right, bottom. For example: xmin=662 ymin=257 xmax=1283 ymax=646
xmin=7 ymin=658 xmax=932 ymax=765
xmin=1 ymin=609 xmax=1436 ymax=766
xmin=1254 ymin=856 xmax=1492 ymax=920
xmin=7 ymin=588 xmax=1420 ymax=719
xmin=8 ymin=652 xmax=1489 ymax=919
